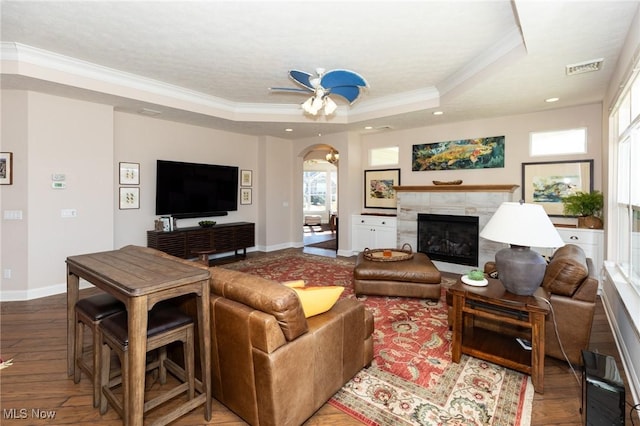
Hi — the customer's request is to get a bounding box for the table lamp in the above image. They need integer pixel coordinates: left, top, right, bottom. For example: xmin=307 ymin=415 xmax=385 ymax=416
xmin=480 ymin=201 xmax=564 ymax=295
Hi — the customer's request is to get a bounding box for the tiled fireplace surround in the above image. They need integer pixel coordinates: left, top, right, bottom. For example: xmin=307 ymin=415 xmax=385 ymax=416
xmin=395 ymin=185 xmax=519 ymax=275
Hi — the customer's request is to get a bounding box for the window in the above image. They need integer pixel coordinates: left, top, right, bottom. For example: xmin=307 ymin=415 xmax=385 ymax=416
xmin=529 ymin=128 xmax=587 ymax=156
xmin=610 ymin=64 xmax=640 ymax=291
xmin=370 ymin=146 xmax=399 ymax=166
xmin=303 ymin=170 xmax=337 ymax=216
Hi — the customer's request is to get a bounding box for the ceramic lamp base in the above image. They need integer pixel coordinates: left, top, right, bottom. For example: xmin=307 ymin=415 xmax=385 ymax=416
xmin=494 ymin=245 xmax=546 ymax=295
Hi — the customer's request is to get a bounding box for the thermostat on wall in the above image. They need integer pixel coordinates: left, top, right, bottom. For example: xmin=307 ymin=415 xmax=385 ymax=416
xmin=52 ymin=182 xmax=66 ymax=189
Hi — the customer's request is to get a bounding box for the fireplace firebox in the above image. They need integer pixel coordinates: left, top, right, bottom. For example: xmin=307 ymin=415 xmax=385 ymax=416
xmin=417 ymin=213 xmax=479 ymax=266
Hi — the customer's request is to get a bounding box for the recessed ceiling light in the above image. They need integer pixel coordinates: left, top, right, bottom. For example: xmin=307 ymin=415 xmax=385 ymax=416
xmin=285 ymin=128 xmax=293 ymax=132
xmin=364 ymin=126 xmax=373 ymax=130
xmin=545 ymin=97 xmax=560 ymax=103
xmin=433 ymin=111 xmax=444 ymax=116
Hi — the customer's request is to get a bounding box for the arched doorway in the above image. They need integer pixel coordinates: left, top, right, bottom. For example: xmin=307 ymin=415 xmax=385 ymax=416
xmin=302 ymin=145 xmax=338 ymax=256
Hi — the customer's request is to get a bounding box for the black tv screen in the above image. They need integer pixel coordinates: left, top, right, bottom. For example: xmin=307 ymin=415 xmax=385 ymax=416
xmin=155 ymin=160 xmax=238 ymax=217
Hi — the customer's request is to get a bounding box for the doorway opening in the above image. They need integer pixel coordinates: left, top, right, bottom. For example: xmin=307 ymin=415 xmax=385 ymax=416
xmin=302 ymin=147 xmax=338 ymax=256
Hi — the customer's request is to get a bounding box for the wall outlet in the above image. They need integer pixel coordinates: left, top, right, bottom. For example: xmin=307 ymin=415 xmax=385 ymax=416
xmin=3 ymin=269 xmax=11 ymax=279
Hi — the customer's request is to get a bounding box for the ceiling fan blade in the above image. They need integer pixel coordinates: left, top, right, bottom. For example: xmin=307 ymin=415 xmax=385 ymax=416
xmin=321 ymin=69 xmax=368 ymax=90
xmin=328 ymin=86 xmax=362 ymax=104
xmin=288 ymin=70 xmax=315 ymax=90
xmin=269 ymin=87 xmax=311 ymax=94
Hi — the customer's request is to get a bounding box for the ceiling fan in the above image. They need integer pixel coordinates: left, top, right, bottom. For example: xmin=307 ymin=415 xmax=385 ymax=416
xmin=271 ymin=68 xmax=368 ymax=116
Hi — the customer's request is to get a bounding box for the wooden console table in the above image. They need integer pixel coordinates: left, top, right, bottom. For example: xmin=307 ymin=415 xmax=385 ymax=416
xmin=147 ymin=221 xmax=254 ymax=261
xmin=450 ymin=277 xmax=549 ymax=393
xmin=66 ymin=245 xmax=212 ymax=426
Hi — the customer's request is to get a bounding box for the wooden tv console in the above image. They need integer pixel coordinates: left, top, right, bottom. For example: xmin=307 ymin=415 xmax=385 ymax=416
xmin=147 ymin=222 xmax=255 ymax=260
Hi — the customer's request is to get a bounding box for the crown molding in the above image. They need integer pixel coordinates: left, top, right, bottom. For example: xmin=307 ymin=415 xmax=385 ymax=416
xmin=1 ymin=42 xmax=441 ymax=124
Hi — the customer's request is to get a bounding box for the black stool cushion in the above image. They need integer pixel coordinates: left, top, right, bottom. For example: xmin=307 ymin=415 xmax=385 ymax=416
xmin=100 ymin=303 xmax=193 ymax=347
xmin=76 ymin=294 xmax=125 ymax=321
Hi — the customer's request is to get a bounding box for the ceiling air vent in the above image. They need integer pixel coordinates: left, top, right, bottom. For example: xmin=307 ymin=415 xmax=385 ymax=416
xmin=566 ymin=59 xmax=604 ymax=76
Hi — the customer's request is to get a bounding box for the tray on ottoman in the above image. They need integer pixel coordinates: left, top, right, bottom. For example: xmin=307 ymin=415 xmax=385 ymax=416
xmin=363 ymin=243 xmax=414 ymax=262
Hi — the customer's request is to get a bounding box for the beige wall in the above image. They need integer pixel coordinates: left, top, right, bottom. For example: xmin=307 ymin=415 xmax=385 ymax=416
xmin=361 ymin=103 xmax=603 ymax=195
xmin=113 ymin=112 xmax=262 ymax=249
xmin=1 ymin=91 xmax=114 ymax=299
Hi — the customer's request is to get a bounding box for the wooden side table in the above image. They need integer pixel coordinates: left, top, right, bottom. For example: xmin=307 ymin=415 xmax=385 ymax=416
xmin=450 ymin=277 xmax=549 ymax=393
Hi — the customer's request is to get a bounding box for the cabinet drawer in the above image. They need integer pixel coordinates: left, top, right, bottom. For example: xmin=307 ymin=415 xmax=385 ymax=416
xmin=557 ymin=228 xmax=602 ymax=245
xmin=351 ymin=215 xmax=397 ymax=227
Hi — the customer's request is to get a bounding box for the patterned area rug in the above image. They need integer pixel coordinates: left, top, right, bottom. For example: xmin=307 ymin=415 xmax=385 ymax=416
xmin=222 ymin=250 xmax=533 ymax=426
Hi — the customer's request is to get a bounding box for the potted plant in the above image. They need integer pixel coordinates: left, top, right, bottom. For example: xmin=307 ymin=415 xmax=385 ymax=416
xmin=561 ymin=190 xmax=604 ymax=229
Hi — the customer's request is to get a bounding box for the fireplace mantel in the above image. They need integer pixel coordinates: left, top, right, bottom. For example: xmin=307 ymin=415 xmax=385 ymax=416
xmin=394 ymin=184 xmax=519 ymax=193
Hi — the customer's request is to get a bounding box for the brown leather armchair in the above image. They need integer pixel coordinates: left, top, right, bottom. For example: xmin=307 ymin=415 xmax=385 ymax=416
xmin=448 ymin=244 xmax=598 ymax=366
xmin=208 ymin=267 xmax=374 ymax=426
xmin=538 ymin=244 xmax=599 ymax=365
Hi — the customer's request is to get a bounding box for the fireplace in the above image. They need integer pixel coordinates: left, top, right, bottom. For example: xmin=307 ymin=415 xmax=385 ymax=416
xmin=417 ymin=213 xmax=479 ymax=266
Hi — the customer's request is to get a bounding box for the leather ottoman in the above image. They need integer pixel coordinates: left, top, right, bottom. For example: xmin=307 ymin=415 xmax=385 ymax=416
xmin=354 ymin=252 xmax=441 ymax=299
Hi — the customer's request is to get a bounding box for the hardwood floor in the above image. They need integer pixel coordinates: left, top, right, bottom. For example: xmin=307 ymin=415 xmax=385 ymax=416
xmin=1 ymin=250 xmax=637 ymax=425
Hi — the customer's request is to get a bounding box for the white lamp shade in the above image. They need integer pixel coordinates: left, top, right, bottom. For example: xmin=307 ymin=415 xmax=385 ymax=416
xmin=480 ymin=202 xmax=564 ymax=248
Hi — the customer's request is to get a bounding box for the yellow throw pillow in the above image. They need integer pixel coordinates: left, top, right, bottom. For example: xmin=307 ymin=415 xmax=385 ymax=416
xmin=292 ymin=286 xmax=345 ymax=318
xmin=282 ymin=280 xmax=306 ymax=288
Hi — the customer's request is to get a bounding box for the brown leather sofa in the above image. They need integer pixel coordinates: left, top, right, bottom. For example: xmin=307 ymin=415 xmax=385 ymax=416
xmin=208 ymin=267 xmax=374 ymax=426
xmin=448 ymin=244 xmax=598 ymax=365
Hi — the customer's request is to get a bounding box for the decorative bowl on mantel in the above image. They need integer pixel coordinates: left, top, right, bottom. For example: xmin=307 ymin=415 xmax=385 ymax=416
xmin=432 ymin=180 xmax=463 ymax=185
xmin=198 ymin=220 xmax=216 ymax=228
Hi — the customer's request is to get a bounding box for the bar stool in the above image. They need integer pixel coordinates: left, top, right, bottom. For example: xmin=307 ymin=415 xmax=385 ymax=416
xmin=99 ymin=302 xmax=196 ymax=426
xmin=74 ymin=293 xmax=125 ymax=407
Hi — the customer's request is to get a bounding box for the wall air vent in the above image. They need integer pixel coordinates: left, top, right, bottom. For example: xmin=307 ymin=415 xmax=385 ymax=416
xmin=566 ymin=59 xmax=604 ymax=76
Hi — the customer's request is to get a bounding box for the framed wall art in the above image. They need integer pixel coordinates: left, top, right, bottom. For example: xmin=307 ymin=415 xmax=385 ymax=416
xmin=364 ymin=168 xmax=400 ymax=209
xmin=240 ymin=187 xmax=252 ymax=205
xmin=241 ymin=169 xmax=253 ymax=187
xmin=522 ymin=159 xmax=593 ymax=216
xmin=412 ymin=136 xmax=505 ymax=171
xmin=119 ymin=162 xmax=140 ymax=185
xmin=0 ymin=152 xmax=13 ymax=185
xmin=119 ymin=187 xmax=140 ymax=210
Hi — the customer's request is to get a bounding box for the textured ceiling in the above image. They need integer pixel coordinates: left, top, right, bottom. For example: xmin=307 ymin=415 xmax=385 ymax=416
xmin=1 ymin=0 xmax=639 ymax=139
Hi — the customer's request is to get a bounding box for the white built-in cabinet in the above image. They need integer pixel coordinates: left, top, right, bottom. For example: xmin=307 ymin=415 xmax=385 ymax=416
xmin=351 ymin=215 xmax=397 ymax=253
xmin=557 ymin=227 xmax=604 ymax=274
xmin=536 ymin=227 xmax=604 ymax=278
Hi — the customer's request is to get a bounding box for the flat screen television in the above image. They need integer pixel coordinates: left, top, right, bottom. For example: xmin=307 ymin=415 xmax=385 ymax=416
xmin=155 ymin=160 xmax=238 ymax=218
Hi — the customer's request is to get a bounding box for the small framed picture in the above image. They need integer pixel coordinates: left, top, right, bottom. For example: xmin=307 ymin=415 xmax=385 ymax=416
xmin=241 ymin=169 xmax=253 ymax=187
xmin=364 ymin=168 xmax=401 ymax=209
xmin=240 ymin=187 xmax=252 ymax=205
xmin=119 ymin=162 xmax=140 ymax=185
xmin=0 ymin=152 xmax=13 ymax=185
xmin=119 ymin=187 xmax=140 ymax=209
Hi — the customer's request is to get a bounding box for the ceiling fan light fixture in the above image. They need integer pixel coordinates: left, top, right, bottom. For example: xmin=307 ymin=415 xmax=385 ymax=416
xmin=302 ymin=97 xmax=318 ymax=115
xmin=324 ymin=97 xmax=337 ymax=115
